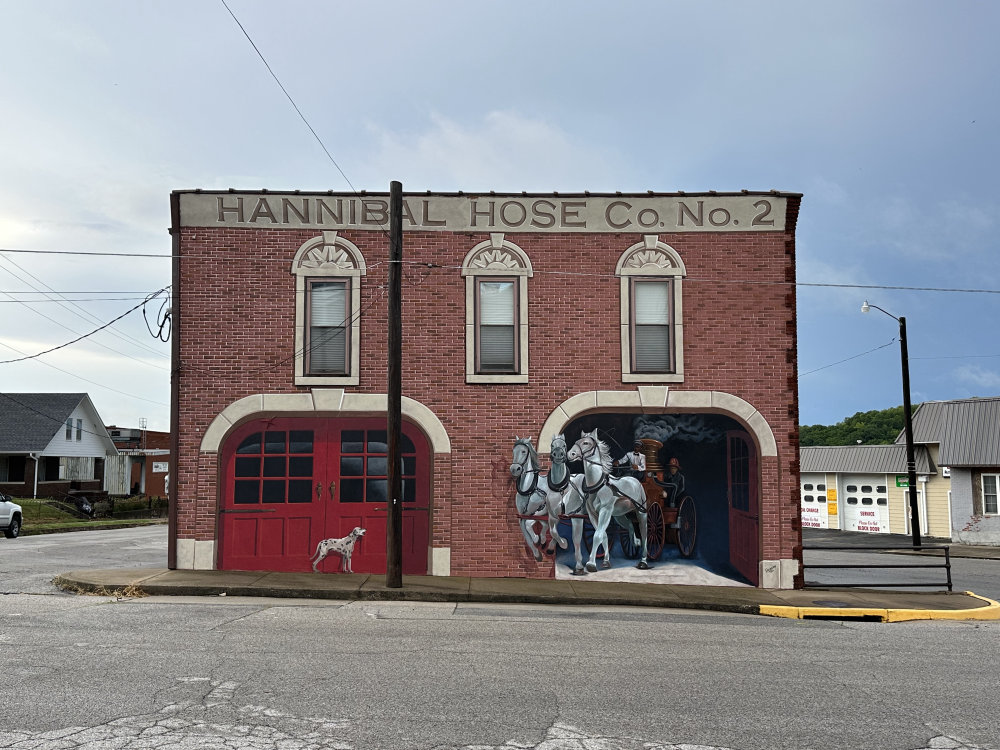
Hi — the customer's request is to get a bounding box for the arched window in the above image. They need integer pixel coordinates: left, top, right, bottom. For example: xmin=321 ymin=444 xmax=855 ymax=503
xmin=615 ymin=236 xmax=685 ymax=383
xmin=461 ymin=233 xmax=532 ymax=384
xmin=291 ymin=231 xmax=366 ymax=385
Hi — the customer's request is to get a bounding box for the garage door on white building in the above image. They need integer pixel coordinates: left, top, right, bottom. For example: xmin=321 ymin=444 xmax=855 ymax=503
xmin=841 ymin=474 xmax=889 ymax=533
xmin=800 ymin=472 xmax=829 ymax=529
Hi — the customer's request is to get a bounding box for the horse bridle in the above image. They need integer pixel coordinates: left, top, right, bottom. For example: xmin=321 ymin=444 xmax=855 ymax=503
xmin=573 ymin=437 xmax=611 ymax=496
xmin=546 ymin=438 xmax=571 ymax=494
xmin=511 ymin=444 xmax=542 ymax=498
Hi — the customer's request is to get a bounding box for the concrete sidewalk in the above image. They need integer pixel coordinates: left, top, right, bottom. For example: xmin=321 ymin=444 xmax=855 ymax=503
xmin=53 ymin=567 xmax=1000 ymax=623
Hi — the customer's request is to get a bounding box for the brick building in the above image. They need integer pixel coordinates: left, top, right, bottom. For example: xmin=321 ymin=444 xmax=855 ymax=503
xmin=104 ymin=426 xmax=170 ymax=498
xmin=169 ymin=190 xmax=803 ymax=588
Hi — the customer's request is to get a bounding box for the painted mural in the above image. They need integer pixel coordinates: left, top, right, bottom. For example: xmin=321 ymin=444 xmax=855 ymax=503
xmin=510 ymin=413 xmax=757 ymax=587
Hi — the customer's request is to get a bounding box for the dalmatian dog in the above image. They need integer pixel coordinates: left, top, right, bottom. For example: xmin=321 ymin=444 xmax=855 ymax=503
xmin=310 ymin=527 xmax=366 ymax=573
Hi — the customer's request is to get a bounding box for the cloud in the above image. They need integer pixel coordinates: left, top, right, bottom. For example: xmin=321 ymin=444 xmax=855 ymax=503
xmin=953 ymin=364 xmax=1000 ymax=390
xmin=361 ymin=111 xmax=628 ymax=192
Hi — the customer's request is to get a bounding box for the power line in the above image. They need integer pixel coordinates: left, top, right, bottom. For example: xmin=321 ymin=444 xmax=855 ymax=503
xmin=5 ymin=247 xmax=1000 ymax=296
xmin=217 ymin=0 xmax=399 ymax=245
xmin=0 ymin=256 xmax=169 ymax=361
xmin=0 ymin=288 xmax=169 ymax=365
xmin=0 ymin=297 xmax=153 ymax=303
xmin=0 ymin=393 xmax=163 ymax=441
xmin=0 ymin=344 xmax=169 ymax=407
xmin=799 ymin=338 xmax=897 ymax=377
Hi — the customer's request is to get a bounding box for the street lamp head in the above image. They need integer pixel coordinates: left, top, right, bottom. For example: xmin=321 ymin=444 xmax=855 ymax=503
xmin=861 ymin=300 xmax=871 ymax=314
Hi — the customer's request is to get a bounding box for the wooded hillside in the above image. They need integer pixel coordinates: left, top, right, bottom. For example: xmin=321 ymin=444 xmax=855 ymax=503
xmin=799 ymin=405 xmax=914 ymax=446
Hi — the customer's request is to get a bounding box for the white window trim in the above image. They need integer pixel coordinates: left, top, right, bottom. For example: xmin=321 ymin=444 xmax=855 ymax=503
xmin=983 ymin=472 xmax=1000 ymax=516
xmin=615 ymin=235 xmax=686 ymax=383
xmin=461 ymin=233 xmax=531 ymax=384
xmin=291 ymin=231 xmax=366 ymax=386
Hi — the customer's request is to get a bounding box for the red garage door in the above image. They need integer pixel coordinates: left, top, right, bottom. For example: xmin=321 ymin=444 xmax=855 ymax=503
xmin=219 ymin=417 xmax=429 ymax=574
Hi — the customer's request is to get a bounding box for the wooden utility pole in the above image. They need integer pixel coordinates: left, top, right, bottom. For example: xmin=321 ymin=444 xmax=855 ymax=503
xmin=386 ymin=180 xmax=403 ymax=588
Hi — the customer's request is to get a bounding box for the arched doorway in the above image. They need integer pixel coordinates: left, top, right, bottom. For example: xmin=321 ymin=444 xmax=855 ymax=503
xmin=218 ymin=416 xmax=430 ymax=574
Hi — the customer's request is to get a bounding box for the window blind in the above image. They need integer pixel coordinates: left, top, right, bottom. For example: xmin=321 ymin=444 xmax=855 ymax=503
xmin=633 ymin=280 xmax=671 ymax=371
xmin=478 ymin=281 xmax=515 ymax=371
xmin=309 ymin=281 xmax=347 ymax=374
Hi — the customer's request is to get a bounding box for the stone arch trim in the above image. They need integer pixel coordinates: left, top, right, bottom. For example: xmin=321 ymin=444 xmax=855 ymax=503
xmin=199 ymin=389 xmax=452 ymax=454
xmin=460 ymin=233 xmax=533 ymax=277
xmin=291 ymin=231 xmax=367 ymax=276
xmin=614 ymin=235 xmax=686 ymax=277
xmin=538 ymin=387 xmax=777 ymax=457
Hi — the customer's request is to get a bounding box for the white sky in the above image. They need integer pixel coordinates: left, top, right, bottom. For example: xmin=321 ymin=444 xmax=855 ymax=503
xmin=1 ymin=0 xmax=998 ymax=432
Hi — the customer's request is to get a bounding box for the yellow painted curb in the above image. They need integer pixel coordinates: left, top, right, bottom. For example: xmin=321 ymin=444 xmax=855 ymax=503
xmin=759 ymin=592 xmax=1000 ymax=623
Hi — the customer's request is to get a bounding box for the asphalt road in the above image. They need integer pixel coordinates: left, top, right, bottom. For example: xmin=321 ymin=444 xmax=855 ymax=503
xmin=801 ymin=528 xmax=1000 ymax=601
xmin=1 ymin=528 xmax=999 ymax=750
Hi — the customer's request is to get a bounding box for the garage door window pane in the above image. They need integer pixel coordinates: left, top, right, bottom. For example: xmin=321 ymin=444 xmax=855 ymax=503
xmin=288 ymin=480 xmax=312 ymax=503
xmin=234 ymin=480 xmax=259 ymax=504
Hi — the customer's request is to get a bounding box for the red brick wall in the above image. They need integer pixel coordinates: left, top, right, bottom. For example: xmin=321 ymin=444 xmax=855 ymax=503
xmin=172 ymin=199 xmax=801 ymax=579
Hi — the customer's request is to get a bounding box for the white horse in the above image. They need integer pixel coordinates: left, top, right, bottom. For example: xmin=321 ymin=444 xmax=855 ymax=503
xmin=567 ymin=429 xmax=650 ymax=572
xmin=547 ymin=433 xmax=588 ymax=576
xmin=509 ymin=437 xmax=567 ymax=561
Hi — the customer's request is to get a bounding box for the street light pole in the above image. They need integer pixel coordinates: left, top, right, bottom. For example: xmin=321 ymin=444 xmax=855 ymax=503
xmin=862 ymin=301 xmax=921 ymax=549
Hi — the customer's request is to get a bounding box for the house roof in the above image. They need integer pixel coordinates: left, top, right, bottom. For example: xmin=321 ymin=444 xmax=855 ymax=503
xmin=0 ymin=393 xmax=108 ymax=453
xmin=801 ymin=444 xmax=936 ymax=475
xmin=898 ymin=397 xmax=1000 ymax=467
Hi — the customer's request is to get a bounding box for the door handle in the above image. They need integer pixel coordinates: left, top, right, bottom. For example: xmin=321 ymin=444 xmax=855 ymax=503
xmin=316 ymin=482 xmax=322 ymax=500
xmin=329 ymin=481 xmax=336 ymax=499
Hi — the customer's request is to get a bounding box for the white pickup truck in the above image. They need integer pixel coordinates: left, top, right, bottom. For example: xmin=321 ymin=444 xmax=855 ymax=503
xmin=0 ymin=493 xmax=22 ymax=539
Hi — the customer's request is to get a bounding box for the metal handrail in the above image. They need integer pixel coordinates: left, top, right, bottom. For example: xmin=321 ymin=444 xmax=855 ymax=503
xmin=802 ymin=544 xmax=952 ymax=592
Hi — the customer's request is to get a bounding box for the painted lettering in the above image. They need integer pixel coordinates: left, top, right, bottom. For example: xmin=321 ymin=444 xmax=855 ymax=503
xmin=422 ymin=199 xmax=446 ymax=226
xmin=249 ymin=198 xmax=277 ymax=223
xmin=677 ymin=200 xmax=704 ymax=227
xmin=606 ymin=200 xmax=632 ymax=229
xmin=471 ymin=200 xmax=495 ymax=227
xmin=637 ymin=208 xmax=659 ymax=228
xmin=281 ymin=198 xmax=309 ymax=224
xmin=217 ymin=196 xmax=244 ymax=223
xmin=709 ymin=207 xmax=732 ymax=227
xmin=560 ymin=201 xmax=586 ymax=228
xmin=362 ymin=199 xmax=388 ymax=225
xmin=752 ymin=199 xmax=775 ymax=226
xmin=401 ymin=200 xmax=416 ymax=225
xmin=530 ymin=199 xmax=557 ymax=228
xmin=317 ymin=199 xmax=343 ymax=224
xmin=500 ymin=201 xmax=527 ymax=227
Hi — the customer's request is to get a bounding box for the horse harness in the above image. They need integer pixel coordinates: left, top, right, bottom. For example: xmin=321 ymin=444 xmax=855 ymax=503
xmin=576 ymin=439 xmax=648 ymax=513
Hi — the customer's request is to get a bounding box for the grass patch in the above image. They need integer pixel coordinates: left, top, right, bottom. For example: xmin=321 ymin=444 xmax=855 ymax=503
xmin=14 ymin=497 xmax=78 ymax=523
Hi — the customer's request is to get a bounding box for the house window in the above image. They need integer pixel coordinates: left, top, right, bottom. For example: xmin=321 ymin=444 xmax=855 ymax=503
xmin=630 ymin=279 xmax=674 ymax=372
xmin=983 ymin=474 xmax=999 ymax=515
xmin=305 ymin=279 xmax=349 ymax=376
xmin=76 ymin=419 xmax=82 ymax=441
xmin=65 ymin=419 xmax=73 ymax=440
xmin=461 ymin=233 xmax=531 ymax=384
xmin=291 ymin=231 xmax=366 ymax=386
xmin=476 ymin=278 xmax=517 ymax=373
xmin=616 ymin=236 xmax=685 ymax=383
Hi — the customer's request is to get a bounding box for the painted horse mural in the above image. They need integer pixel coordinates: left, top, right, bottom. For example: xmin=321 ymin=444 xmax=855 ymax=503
xmin=547 ymin=433 xmax=589 ymax=575
xmin=509 ymin=437 xmax=567 ymax=561
xmin=568 ymin=429 xmax=650 ymax=572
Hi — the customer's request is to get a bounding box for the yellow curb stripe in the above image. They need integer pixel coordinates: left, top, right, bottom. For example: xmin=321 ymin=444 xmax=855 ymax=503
xmin=760 ymin=592 xmax=1000 ymax=622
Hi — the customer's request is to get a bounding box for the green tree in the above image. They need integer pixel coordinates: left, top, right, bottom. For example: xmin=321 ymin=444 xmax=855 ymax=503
xmin=799 ymin=405 xmax=917 ymax=446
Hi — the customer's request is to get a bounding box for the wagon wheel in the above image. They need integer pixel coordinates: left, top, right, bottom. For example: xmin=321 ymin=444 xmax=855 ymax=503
xmin=617 ymin=519 xmax=640 ymax=560
xmin=646 ymin=503 xmax=665 ymax=561
xmin=676 ymin=495 xmax=697 ymax=558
